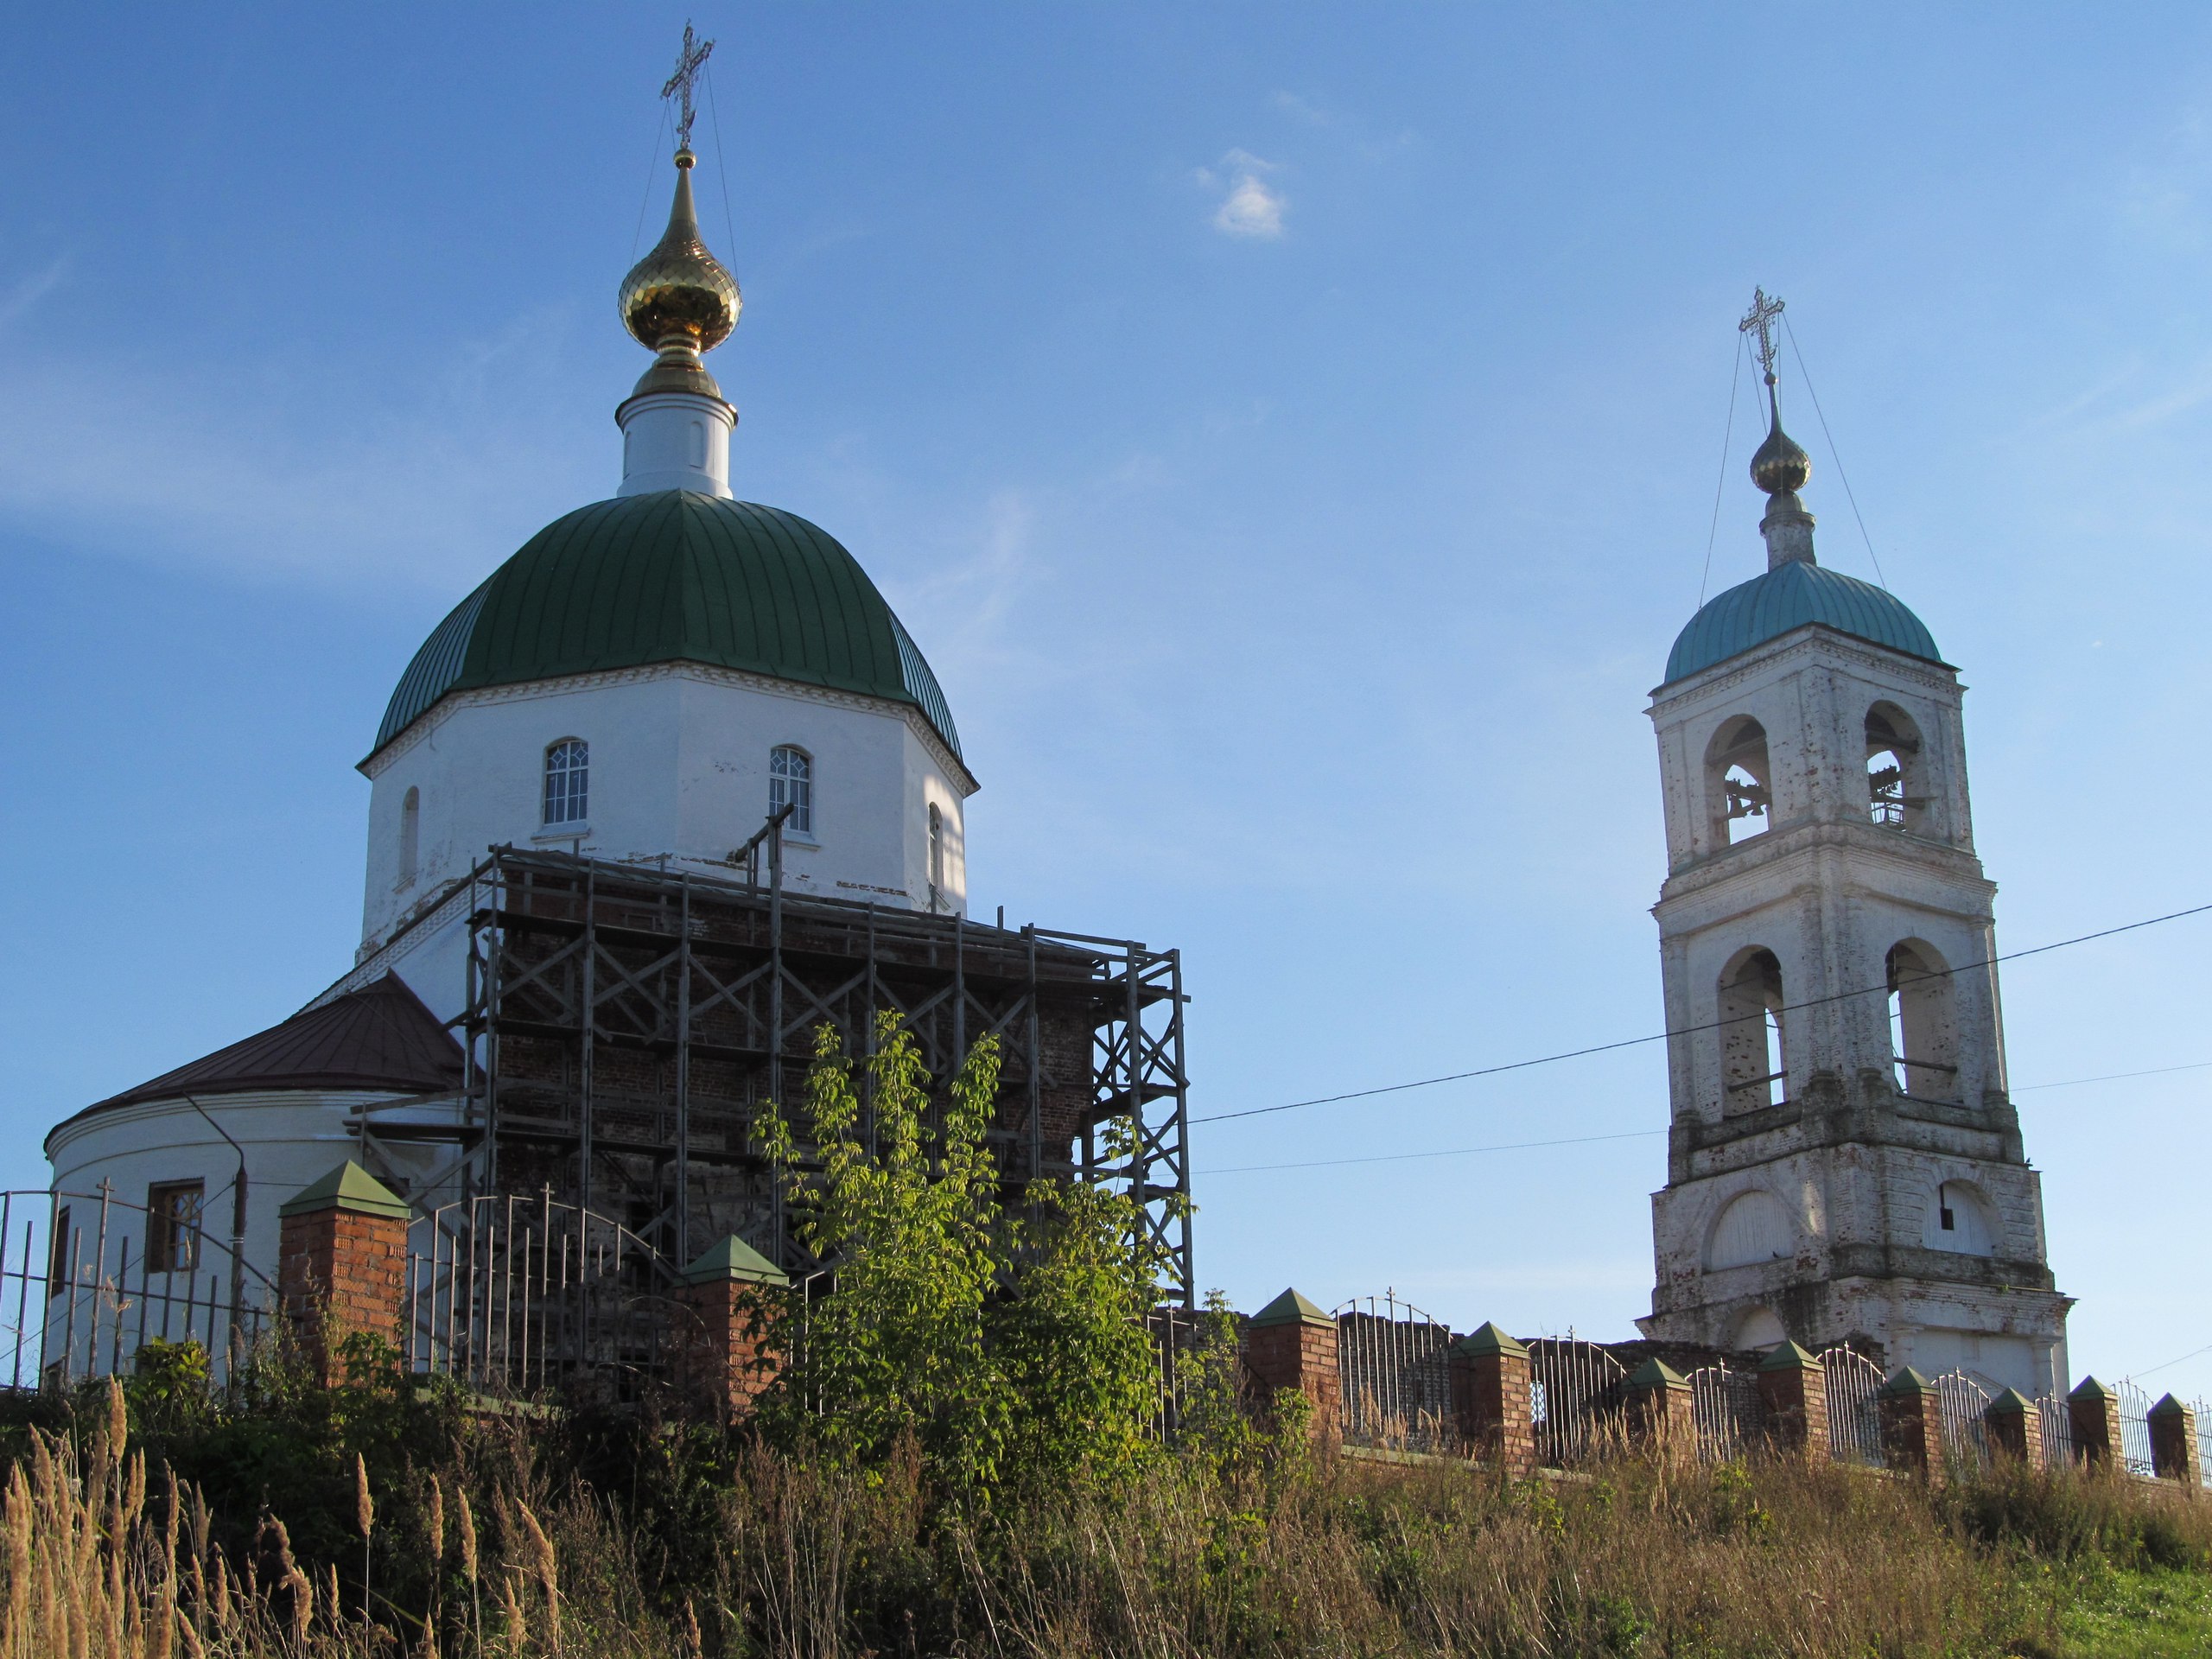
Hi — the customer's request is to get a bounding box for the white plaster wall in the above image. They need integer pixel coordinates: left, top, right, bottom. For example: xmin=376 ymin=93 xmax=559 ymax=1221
xmin=360 ymin=664 xmax=971 ymax=951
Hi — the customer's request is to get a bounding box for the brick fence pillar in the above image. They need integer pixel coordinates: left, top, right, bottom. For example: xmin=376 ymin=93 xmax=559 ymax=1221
xmin=1756 ymin=1340 xmax=1829 ymax=1459
xmin=1244 ymin=1288 xmax=1339 ymax=1440
xmin=1624 ymin=1358 xmax=1694 ymax=1451
xmin=276 ymin=1161 xmax=410 ymax=1382
xmin=1448 ymin=1321 xmax=1534 ymax=1473
xmin=2149 ymin=1395 xmax=2201 ymax=1485
xmin=674 ymin=1236 xmax=791 ymax=1423
xmin=2069 ymin=1376 xmax=2123 ymax=1471
xmin=1878 ymin=1368 xmax=1948 ymax=1481
xmin=1985 ymin=1388 xmax=2045 ymax=1466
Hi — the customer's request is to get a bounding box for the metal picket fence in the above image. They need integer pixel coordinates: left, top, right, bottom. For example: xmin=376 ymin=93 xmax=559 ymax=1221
xmin=20 ymin=1185 xmax=274 ymax=1388
xmin=404 ymin=1190 xmax=684 ymax=1397
xmin=2037 ymin=1393 xmax=2074 ymax=1471
xmin=1528 ymin=1337 xmax=1626 ymax=1466
xmin=1933 ymin=1370 xmax=1993 ymax=1464
xmin=1821 ymin=1346 xmax=1885 ymax=1464
xmin=1688 ymin=1363 xmax=1767 ymax=1461
xmin=2194 ymin=1398 xmax=2212 ymax=1490
xmin=2116 ymin=1379 xmax=2156 ymax=1478
xmin=1333 ymin=1293 xmax=1455 ymax=1452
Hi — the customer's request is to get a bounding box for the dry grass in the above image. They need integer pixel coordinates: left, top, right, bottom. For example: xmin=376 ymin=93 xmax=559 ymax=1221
xmin=7 ymin=1382 xmax=2212 ymax=1657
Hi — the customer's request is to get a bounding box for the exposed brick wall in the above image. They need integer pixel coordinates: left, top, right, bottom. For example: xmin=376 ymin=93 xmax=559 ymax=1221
xmin=1756 ymin=1351 xmax=1829 ymax=1457
xmin=675 ymin=1280 xmax=781 ymax=1423
xmin=277 ymin=1206 xmax=406 ymax=1380
xmin=2069 ymin=1381 xmax=2124 ymax=1471
xmin=1878 ymin=1376 xmax=1947 ymax=1482
xmin=1450 ymin=1348 xmax=1535 ymax=1473
xmin=1985 ymin=1395 xmax=2044 ymax=1465
xmin=2149 ymin=1397 xmax=2201 ymax=1484
xmin=1244 ymin=1320 xmax=1339 ymax=1438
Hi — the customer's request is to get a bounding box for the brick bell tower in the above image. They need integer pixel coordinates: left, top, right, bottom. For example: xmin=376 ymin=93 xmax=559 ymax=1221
xmin=1636 ymin=292 xmax=2070 ymax=1396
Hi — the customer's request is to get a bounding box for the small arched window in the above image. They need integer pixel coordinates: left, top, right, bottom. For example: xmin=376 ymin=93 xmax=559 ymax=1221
xmin=1707 ymin=1191 xmax=1792 ymax=1269
xmin=928 ymin=804 xmax=944 ymax=912
xmin=1866 ymin=704 xmax=1927 ymax=833
xmin=1718 ymin=947 xmax=1787 ymax=1113
xmin=1887 ymin=939 xmax=1961 ymax=1101
xmin=543 ymin=739 xmax=588 ymax=826
xmin=770 ymin=746 xmax=813 ymax=836
xmin=399 ymin=786 xmax=420 ymax=886
xmin=1706 ymin=717 xmax=1772 ymax=847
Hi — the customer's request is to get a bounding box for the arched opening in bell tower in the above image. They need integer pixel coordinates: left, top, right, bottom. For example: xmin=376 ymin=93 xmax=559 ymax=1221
xmin=1705 ymin=716 xmax=1772 ymax=846
xmin=1717 ymin=946 xmax=1787 ymax=1113
xmin=1865 ymin=703 xmax=1928 ymax=833
xmin=1886 ymin=939 xmax=1961 ymax=1102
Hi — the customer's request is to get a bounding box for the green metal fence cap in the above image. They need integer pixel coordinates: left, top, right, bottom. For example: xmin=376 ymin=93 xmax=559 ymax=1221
xmin=2069 ymin=1375 xmax=2115 ymax=1403
xmin=1450 ymin=1320 xmax=1529 ymax=1360
xmin=1878 ymin=1366 xmax=1934 ymax=1397
xmin=1249 ymin=1288 xmax=1334 ymax=1330
xmin=2147 ymin=1393 xmax=2191 ymax=1421
xmin=1756 ymin=1339 xmax=1821 ymax=1373
xmin=682 ymin=1235 xmax=791 ymax=1287
xmin=276 ymin=1160 xmax=410 ymax=1221
xmin=1986 ymin=1388 xmax=2034 ymax=1417
xmin=1626 ymin=1357 xmax=1687 ymax=1389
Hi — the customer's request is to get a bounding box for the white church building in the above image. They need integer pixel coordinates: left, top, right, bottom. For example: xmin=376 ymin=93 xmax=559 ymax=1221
xmin=1637 ymin=305 xmax=2071 ymax=1396
xmin=44 ymin=135 xmax=976 ymax=1344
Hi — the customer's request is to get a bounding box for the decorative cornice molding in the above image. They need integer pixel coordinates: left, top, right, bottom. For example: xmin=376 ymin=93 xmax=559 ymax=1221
xmin=1648 ymin=625 xmax=1961 ymax=721
xmin=361 ymin=662 xmax=980 ymax=796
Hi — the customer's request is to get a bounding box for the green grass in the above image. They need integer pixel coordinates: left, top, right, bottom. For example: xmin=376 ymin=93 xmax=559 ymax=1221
xmin=2044 ymin=1561 xmax=2212 ymax=1658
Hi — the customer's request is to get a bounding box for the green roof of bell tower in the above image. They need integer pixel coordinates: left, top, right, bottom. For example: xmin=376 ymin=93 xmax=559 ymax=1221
xmin=372 ymin=491 xmax=963 ymax=764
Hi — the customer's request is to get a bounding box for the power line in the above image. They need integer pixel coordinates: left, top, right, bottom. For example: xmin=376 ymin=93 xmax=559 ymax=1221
xmin=703 ymin=62 xmax=741 ymax=279
xmin=1200 ymin=1057 xmax=2212 ymax=1177
xmin=1192 ymin=899 xmax=2212 ymax=1127
xmin=1205 ymin=1128 xmax=1662 ymax=1177
xmin=1783 ymin=313 xmax=1889 ymax=589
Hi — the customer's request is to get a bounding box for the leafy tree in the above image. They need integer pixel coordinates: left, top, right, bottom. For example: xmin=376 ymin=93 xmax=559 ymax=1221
xmin=753 ymin=1014 xmax=1172 ymax=1503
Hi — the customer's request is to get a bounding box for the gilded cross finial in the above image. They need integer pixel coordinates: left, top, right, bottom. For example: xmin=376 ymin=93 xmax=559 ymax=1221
xmin=1738 ymin=287 xmax=1786 ymax=386
xmin=661 ymin=22 xmax=716 ymax=156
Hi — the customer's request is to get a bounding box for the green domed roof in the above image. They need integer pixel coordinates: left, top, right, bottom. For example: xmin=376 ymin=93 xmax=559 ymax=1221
xmin=1664 ymin=562 xmax=1943 ymax=686
xmin=374 ymin=492 xmax=963 ymax=762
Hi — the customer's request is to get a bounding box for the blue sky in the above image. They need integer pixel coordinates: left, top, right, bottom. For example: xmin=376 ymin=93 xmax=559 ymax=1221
xmin=7 ymin=4 xmax=2212 ymax=1396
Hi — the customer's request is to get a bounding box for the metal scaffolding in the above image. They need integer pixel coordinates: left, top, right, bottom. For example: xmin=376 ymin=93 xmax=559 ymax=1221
xmin=363 ymin=838 xmax=1193 ymax=1304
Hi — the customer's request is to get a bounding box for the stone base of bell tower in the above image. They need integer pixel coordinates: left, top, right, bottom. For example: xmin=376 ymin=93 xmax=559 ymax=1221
xmin=1639 ymin=1069 xmax=2072 ymax=1397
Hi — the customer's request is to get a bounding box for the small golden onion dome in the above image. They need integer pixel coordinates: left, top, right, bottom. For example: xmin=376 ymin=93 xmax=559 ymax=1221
xmin=1750 ymin=407 xmax=1811 ymax=496
xmin=620 ymin=149 xmax=741 ymax=354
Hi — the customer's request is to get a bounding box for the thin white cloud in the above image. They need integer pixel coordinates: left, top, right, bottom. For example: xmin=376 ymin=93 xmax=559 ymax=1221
xmin=0 ymin=257 xmax=68 ymax=330
xmin=1197 ymin=149 xmax=1287 ymax=239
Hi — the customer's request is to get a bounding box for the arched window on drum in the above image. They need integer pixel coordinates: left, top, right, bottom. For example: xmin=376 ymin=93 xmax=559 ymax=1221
xmin=543 ymin=740 xmax=588 ymax=827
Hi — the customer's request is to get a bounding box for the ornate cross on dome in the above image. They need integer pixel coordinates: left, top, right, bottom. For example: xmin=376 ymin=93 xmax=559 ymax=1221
xmin=1738 ymin=286 xmax=1785 ymax=386
xmin=660 ymin=22 xmax=716 ymax=155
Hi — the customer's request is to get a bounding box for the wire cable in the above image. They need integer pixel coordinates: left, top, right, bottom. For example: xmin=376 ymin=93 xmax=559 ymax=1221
xmin=1192 ymin=899 xmax=2212 ymax=1126
xmin=632 ymin=104 xmax=672 ymax=263
xmin=704 ymin=62 xmax=741 ymax=278
xmin=1783 ymin=313 xmax=1889 ymax=589
xmin=1205 ymin=1128 xmax=1663 ymax=1177
xmin=1698 ymin=334 xmax=1747 ymax=607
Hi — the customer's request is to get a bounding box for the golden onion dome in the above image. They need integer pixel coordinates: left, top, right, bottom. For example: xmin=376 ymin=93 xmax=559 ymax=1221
xmin=1749 ymin=400 xmax=1811 ymax=496
xmin=620 ymin=149 xmax=741 ymax=354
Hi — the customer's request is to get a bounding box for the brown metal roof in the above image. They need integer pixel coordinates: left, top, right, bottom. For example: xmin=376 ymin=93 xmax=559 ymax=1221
xmin=69 ymin=974 xmax=463 ymax=1122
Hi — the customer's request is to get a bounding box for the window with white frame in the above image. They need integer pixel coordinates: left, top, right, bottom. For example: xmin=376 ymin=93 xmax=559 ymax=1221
xmin=771 ymin=746 xmax=813 ymax=836
xmin=543 ymin=739 xmax=588 ymax=825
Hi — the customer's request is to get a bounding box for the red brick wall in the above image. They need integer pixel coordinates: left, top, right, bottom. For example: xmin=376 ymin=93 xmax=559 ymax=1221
xmin=1450 ymin=1350 xmax=1535 ymax=1472
xmin=676 ymin=1281 xmax=781 ymax=1422
xmin=277 ymin=1206 xmax=406 ymax=1379
xmin=1244 ymin=1319 xmax=1339 ymax=1437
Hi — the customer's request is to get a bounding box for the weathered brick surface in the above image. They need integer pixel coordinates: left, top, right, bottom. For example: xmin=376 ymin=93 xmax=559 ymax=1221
xmin=278 ymin=1207 xmax=406 ymax=1379
xmin=1626 ymin=1374 xmax=1694 ymax=1450
xmin=674 ymin=1280 xmax=781 ymax=1423
xmin=1878 ymin=1376 xmax=1947 ymax=1482
xmin=1244 ymin=1319 xmax=1339 ymax=1439
xmin=1756 ymin=1351 xmax=1829 ymax=1457
xmin=2069 ymin=1381 xmax=2124 ymax=1471
xmin=2149 ymin=1395 xmax=2200 ymax=1484
xmin=1450 ymin=1349 xmax=1535 ymax=1473
xmin=1984 ymin=1394 xmax=2044 ymax=1465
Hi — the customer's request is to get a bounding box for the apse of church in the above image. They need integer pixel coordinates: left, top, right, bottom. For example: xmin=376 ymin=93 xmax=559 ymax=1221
xmin=1637 ymin=291 xmax=2070 ymax=1396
